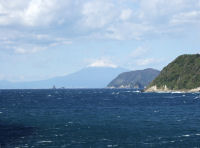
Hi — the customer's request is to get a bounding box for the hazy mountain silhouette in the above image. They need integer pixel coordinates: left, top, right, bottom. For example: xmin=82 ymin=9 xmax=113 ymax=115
xmin=0 ymin=67 xmax=128 ymax=89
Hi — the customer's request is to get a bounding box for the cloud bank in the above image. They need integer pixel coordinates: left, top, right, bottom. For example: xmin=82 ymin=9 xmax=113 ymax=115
xmin=0 ymin=0 xmax=199 ymax=44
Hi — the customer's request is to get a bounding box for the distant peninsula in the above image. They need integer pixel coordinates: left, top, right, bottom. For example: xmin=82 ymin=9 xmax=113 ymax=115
xmin=146 ymin=54 xmax=200 ymax=92
xmin=107 ymin=68 xmax=160 ymax=89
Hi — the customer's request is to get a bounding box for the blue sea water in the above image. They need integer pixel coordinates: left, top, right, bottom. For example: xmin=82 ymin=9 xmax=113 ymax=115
xmin=0 ymin=89 xmax=200 ymax=148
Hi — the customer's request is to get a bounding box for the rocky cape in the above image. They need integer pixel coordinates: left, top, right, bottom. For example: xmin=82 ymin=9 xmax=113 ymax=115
xmin=145 ymin=54 xmax=200 ymax=93
xmin=107 ymin=68 xmax=160 ymax=89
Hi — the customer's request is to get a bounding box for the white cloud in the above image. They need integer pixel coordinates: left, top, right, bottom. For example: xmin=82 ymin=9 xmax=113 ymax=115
xmin=22 ymin=0 xmax=60 ymax=26
xmin=0 ymin=0 xmax=73 ymax=26
xmin=0 ymin=31 xmax=72 ymax=54
xmin=32 ymin=34 xmax=72 ymax=45
xmin=88 ymin=58 xmax=117 ymax=68
xmin=0 ymin=0 xmax=199 ymax=41
xmin=105 ymin=22 xmax=152 ymax=40
xmin=120 ymin=9 xmax=132 ymax=21
xmin=138 ymin=0 xmax=189 ymax=19
xmin=48 ymin=37 xmax=72 ymax=47
xmin=14 ymin=46 xmax=47 ymax=54
xmin=81 ymin=1 xmax=117 ymax=28
xmin=170 ymin=10 xmax=200 ymax=25
xmin=84 ymin=0 xmax=200 ymax=40
xmin=49 ymin=40 xmax=72 ymax=47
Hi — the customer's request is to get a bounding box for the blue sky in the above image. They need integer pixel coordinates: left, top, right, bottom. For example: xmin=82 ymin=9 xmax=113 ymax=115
xmin=0 ymin=0 xmax=200 ymax=81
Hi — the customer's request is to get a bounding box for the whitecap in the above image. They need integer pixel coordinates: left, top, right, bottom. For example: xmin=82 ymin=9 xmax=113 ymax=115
xmin=100 ymin=138 xmax=110 ymax=141
xmin=171 ymin=91 xmax=182 ymax=93
xmin=182 ymin=134 xmax=190 ymax=137
xmin=134 ymin=90 xmax=141 ymax=93
xmin=196 ymin=133 xmax=200 ymax=136
xmin=194 ymin=96 xmax=200 ymax=99
xmin=107 ymin=144 xmax=118 ymax=147
xmin=37 ymin=141 xmax=52 ymax=143
xmin=125 ymin=91 xmax=131 ymax=93
xmin=170 ymin=141 xmax=175 ymax=143
xmin=142 ymin=142 xmax=152 ymax=145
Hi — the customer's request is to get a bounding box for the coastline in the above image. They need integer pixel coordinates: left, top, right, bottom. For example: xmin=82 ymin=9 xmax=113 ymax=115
xmin=145 ymin=85 xmax=200 ymax=93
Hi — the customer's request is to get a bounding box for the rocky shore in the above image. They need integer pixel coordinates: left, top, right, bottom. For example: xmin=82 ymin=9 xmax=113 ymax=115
xmin=145 ymin=85 xmax=200 ymax=93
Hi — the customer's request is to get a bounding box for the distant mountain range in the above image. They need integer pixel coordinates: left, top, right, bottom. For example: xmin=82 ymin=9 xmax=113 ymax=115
xmin=0 ymin=67 xmax=128 ymax=89
xmin=107 ymin=68 xmax=160 ymax=89
xmin=146 ymin=54 xmax=200 ymax=92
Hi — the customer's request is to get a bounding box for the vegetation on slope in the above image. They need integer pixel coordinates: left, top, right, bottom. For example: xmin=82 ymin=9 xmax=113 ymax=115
xmin=148 ymin=54 xmax=200 ymax=90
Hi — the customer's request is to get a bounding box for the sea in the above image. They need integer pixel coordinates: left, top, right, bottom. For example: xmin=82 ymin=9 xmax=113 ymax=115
xmin=0 ymin=89 xmax=200 ymax=148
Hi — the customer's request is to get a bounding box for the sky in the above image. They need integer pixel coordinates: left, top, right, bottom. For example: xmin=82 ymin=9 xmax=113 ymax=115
xmin=0 ymin=0 xmax=200 ymax=82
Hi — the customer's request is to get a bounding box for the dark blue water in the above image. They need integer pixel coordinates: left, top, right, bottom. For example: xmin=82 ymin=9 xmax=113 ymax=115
xmin=0 ymin=89 xmax=200 ymax=147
